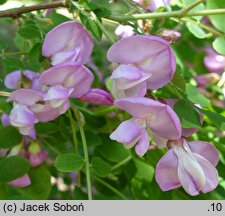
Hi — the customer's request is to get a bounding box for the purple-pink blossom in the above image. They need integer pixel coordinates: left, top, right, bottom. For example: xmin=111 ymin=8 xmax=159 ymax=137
xmin=79 ymin=88 xmax=114 ymax=106
xmin=155 ymin=138 xmax=219 ymax=196
xmin=110 ymin=97 xmax=181 ymax=156
xmin=132 ymin=0 xmax=171 ymax=11
xmin=204 ymin=48 xmax=225 ymax=74
xmin=4 ymin=70 xmax=40 ymax=90
xmin=107 ymin=35 xmax=176 ymax=98
xmin=8 ymin=174 xmax=31 ymax=188
xmin=115 ymin=25 xmax=135 ymax=38
xmin=42 ymin=21 xmax=93 ymax=65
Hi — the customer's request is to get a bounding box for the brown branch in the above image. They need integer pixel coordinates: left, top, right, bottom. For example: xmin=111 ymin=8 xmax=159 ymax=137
xmin=0 ymin=1 xmax=69 ymax=18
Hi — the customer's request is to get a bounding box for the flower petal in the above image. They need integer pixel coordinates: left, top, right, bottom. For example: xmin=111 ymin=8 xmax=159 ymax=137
xmin=174 ymin=144 xmax=206 ymax=196
xmin=188 ymin=141 xmax=219 ymax=167
xmin=155 ymin=149 xmax=181 ymax=191
xmin=8 ymin=174 xmax=31 ymax=188
xmin=42 ymin=21 xmax=93 ymax=65
xmin=10 ymin=89 xmax=44 ymax=106
xmin=107 ymin=35 xmax=171 ymax=64
xmin=110 ymin=118 xmax=142 ymax=147
xmin=135 ymin=129 xmax=149 ymax=156
xmin=193 ymin=153 xmax=219 ymax=193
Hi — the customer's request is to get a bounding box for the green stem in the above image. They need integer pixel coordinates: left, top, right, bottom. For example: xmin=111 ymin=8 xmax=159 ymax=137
xmin=111 ymin=155 xmax=132 ymax=171
xmin=67 ymin=109 xmax=82 ymax=187
xmin=72 ymin=105 xmax=92 ymax=200
xmin=93 ymin=175 xmax=128 ymax=200
xmin=179 ymin=0 xmax=205 ymax=18
xmin=67 ymin=109 xmax=78 ymax=153
xmin=90 ymin=11 xmax=115 ymax=44
xmin=107 ymin=9 xmax=225 ymax=21
xmin=180 ymin=17 xmax=224 ymax=36
xmin=0 ymin=51 xmax=27 ymax=58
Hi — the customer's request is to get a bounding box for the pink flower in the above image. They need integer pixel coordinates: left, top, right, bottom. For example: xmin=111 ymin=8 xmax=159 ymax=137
xmin=133 ymin=0 xmax=171 ymax=11
xmin=1 ymin=113 xmax=10 ymax=126
xmin=204 ymin=48 xmax=225 ymax=74
xmin=8 ymin=174 xmax=31 ymax=188
xmin=110 ymin=97 xmax=181 ymax=156
xmin=115 ymin=25 xmax=135 ymax=38
xmin=79 ymin=88 xmax=114 ymax=106
xmin=9 ymin=104 xmax=38 ymax=139
xmin=42 ymin=21 xmax=93 ymax=65
xmin=155 ymin=138 xmax=219 ymax=196
xmin=39 ymin=62 xmax=94 ymax=98
xmin=107 ymin=35 xmax=176 ymax=98
xmin=29 ymin=150 xmax=48 ymax=167
xmin=4 ymin=70 xmax=40 ymax=90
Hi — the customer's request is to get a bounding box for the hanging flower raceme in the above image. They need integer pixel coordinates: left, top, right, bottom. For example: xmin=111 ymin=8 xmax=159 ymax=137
xmin=42 ymin=21 xmax=93 ymax=65
xmin=110 ymin=97 xmax=181 ymax=156
xmin=107 ymin=35 xmax=176 ymax=98
xmin=132 ymin=0 xmax=171 ymax=11
xmin=155 ymin=137 xmax=219 ymax=196
xmin=4 ymin=70 xmax=41 ymax=90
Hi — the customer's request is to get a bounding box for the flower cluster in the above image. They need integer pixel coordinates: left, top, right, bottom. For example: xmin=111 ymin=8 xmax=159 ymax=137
xmin=1 ymin=21 xmax=113 ymax=187
xmin=108 ymin=35 xmax=219 ymax=196
xmin=4 ymin=21 xmax=112 ymax=139
xmin=132 ymin=0 xmax=171 ymax=11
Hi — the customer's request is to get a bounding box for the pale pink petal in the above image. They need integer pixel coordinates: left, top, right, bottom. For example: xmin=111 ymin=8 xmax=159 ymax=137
xmin=188 ymin=141 xmax=219 ymax=167
xmin=135 ymin=130 xmax=149 ymax=156
xmin=8 ymin=174 xmax=31 ymax=188
xmin=110 ymin=118 xmax=142 ymax=148
xmin=194 ymin=153 xmax=219 ymax=193
xmin=155 ymin=149 xmax=181 ymax=191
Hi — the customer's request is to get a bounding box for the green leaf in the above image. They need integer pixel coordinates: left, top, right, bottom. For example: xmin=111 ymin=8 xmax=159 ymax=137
xmin=92 ymin=157 xmax=111 ymax=177
xmin=55 ymin=153 xmax=84 ymax=172
xmin=186 ymin=84 xmax=210 ymax=107
xmin=96 ymin=138 xmax=130 ymax=163
xmin=171 ymin=67 xmax=186 ymax=92
xmin=3 ymin=58 xmax=24 ymax=72
xmin=28 ymin=43 xmax=41 ymax=62
xmin=207 ymin=0 xmax=225 ymax=33
xmin=186 ymin=22 xmax=212 ymax=39
xmin=0 ymin=40 xmax=7 ymax=49
xmin=0 ymin=126 xmax=22 ymax=149
xmin=0 ymin=0 xmax=7 ymax=5
xmin=213 ymin=37 xmax=225 ymax=55
xmin=86 ymin=19 xmax=102 ymax=41
xmin=174 ymin=100 xmax=201 ymax=128
xmin=18 ymin=20 xmax=41 ymax=39
xmin=0 ymin=156 xmax=31 ymax=183
xmin=73 ymin=186 xmax=87 ymax=200
xmin=17 ymin=166 xmax=51 ymax=200
xmin=198 ymin=108 xmax=225 ymax=129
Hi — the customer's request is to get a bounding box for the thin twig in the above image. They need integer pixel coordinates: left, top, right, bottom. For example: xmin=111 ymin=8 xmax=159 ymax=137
xmin=0 ymin=1 xmax=68 ymax=18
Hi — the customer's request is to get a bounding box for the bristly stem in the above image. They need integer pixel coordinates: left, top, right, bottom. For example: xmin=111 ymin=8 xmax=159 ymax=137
xmin=72 ymin=104 xmax=93 ymax=200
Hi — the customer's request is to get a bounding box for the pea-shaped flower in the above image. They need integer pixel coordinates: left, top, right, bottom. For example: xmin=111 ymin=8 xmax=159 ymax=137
xmin=9 ymin=104 xmax=38 ymax=138
xmin=110 ymin=97 xmax=181 ymax=156
xmin=155 ymin=138 xmax=219 ymax=196
xmin=107 ymin=35 xmax=176 ymax=98
xmin=42 ymin=21 xmax=93 ymax=65
xmin=132 ymin=0 xmax=171 ymax=11
xmin=4 ymin=70 xmax=40 ymax=90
